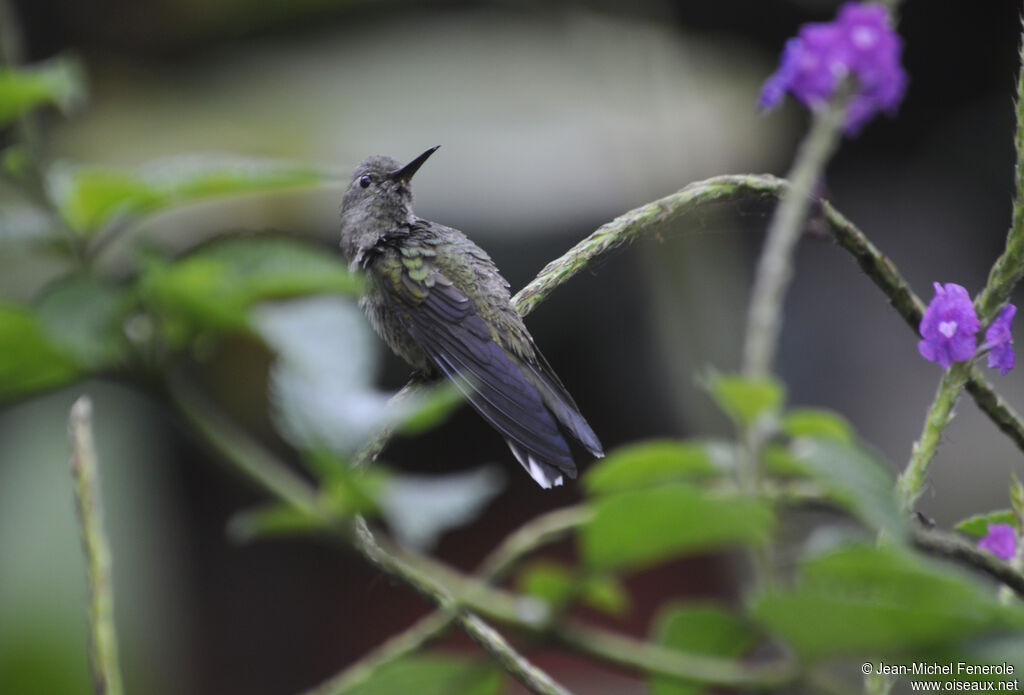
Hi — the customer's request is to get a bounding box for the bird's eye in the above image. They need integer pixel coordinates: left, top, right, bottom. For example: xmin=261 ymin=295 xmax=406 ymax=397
xmin=359 ymin=175 xmax=372 ymax=188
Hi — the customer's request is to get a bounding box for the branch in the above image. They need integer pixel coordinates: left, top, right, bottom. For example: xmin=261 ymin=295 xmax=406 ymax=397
xmin=303 ymin=505 xmax=590 ymax=695
xmin=68 ymin=397 xmax=124 ymax=695
xmin=300 ymin=612 xmax=454 ymax=695
xmin=911 ymin=525 xmax=1024 ymax=599
xmin=168 ymin=373 xmax=572 ymax=695
xmin=167 ymin=372 xmax=319 ymax=514
xmin=346 ymin=174 xmax=1024 ymax=472
xmin=554 ymin=621 xmax=795 ymax=690
xmin=173 ymin=381 xmax=1024 ymax=691
xmin=511 ymin=174 xmax=1024 ymax=457
xmin=351 ymin=519 xmax=574 ymax=695
xmin=742 ymin=92 xmax=849 ymax=377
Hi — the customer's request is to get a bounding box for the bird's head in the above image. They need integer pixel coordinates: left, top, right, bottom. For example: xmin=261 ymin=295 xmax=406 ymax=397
xmin=339 ymin=146 xmax=440 ymax=260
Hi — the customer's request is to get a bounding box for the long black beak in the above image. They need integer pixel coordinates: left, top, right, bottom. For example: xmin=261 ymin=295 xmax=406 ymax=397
xmin=388 ymin=145 xmax=440 ymax=182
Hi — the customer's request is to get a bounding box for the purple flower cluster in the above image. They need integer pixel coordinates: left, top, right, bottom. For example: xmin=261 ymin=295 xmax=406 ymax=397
xmin=978 ymin=523 xmax=1017 ymax=561
xmin=917 ymin=282 xmax=1016 ymax=374
xmin=759 ymin=2 xmax=907 ymax=134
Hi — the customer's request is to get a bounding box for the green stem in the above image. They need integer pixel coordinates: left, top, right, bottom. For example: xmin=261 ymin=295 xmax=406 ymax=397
xmin=351 ymin=519 xmax=574 ymax=695
xmin=302 ymin=506 xmax=588 ymax=695
xmin=166 ymin=373 xmax=319 ymax=514
xmin=742 ymin=96 xmax=848 ymax=378
xmin=975 ymin=22 xmax=1024 ymax=322
xmin=897 ymin=362 xmax=972 ymax=510
xmin=169 ymin=373 xmax=571 ymax=695
xmin=553 ymin=621 xmax=796 ymax=690
xmin=911 ymin=524 xmax=1024 ymax=599
xmin=68 ymin=397 xmax=124 ymax=695
xmin=300 ymin=612 xmax=454 ymax=695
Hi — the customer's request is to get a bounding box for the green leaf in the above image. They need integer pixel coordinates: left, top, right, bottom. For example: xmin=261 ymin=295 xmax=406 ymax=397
xmin=516 ymin=563 xmax=629 ymax=616
xmin=651 ymin=603 xmax=758 ymax=695
xmin=51 ymin=154 xmax=339 ymax=234
xmin=141 ymin=236 xmax=361 ymax=337
xmin=581 ymin=573 xmax=630 ymax=616
xmin=518 ymin=562 xmax=577 ymax=608
xmin=0 ymin=304 xmax=80 ymax=401
xmin=705 ymin=372 xmax=784 ymax=426
xmin=581 ymin=483 xmax=774 ymax=572
xmin=584 ymin=440 xmax=720 ymax=495
xmin=226 ymin=503 xmax=320 ymax=544
xmin=954 ymin=510 xmax=1017 ymax=536
xmin=781 ymin=408 xmax=853 ymax=444
xmin=0 ymin=56 xmax=84 ymax=127
xmin=762 ymin=442 xmax=808 ymax=477
xmin=345 ymin=655 xmax=502 ymax=695
xmin=34 ymin=276 xmax=128 ymax=369
xmin=791 ymin=438 xmax=905 ymax=540
xmin=752 ymin=543 xmax=1024 ymax=659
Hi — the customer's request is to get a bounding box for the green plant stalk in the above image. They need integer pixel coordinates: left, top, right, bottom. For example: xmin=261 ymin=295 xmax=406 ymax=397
xmin=68 ymin=397 xmax=124 ymax=695
xmin=898 ymin=361 xmax=972 ymax=511
xmin=739 ymin=93 xmax=849 ymax=593
xmin=742 ymin=96 xmax=848 ymax=378
xmin=351 ymin=519 xmax=575 ymax=695
xmin=303 ymin=506 xmax=590 ymax=695
xmin=168 ymin=374 xmax=573 ymax=695
xmin=975 ymin=26 xmax=1024 ymax=323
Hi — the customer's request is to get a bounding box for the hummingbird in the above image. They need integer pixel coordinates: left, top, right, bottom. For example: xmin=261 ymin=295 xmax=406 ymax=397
xmin=339 ymin=146 xmax=603 ymax=488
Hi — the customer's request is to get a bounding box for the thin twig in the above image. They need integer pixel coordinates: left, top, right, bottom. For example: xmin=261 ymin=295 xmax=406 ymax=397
xmin=300 ymin=612 xmax=455 ymax=695
xmin=742 ymin=95 xmax=849 ymax=378
xmin=975 ymin=18 xmax=1024 ymax=323
xmin=68 ymin=397 xmax=124 ymax=695
xmin=898 ymin=363 xmax=972 ymax=510
xmin=167 ymin=372 xmax=319 ymax=514
xmin=302 ymin=505 xmax=591 ymax=695
xmin=911 ymin=525 xmax=1024 ymax=599
xmin=168 ymin=374 xmax=571 ymax=695
xmin=553 ymin=621 xmax=795 ymax=690
xmin=351 ymin=519 xmax=574 ymax=695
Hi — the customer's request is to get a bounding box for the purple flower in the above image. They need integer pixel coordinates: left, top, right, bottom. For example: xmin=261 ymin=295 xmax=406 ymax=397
xmin=759 ymin=2 xmax=907 ymax=134
xmin=978 ymin=523 xmax=1017 ymax=561
xmin=918 ymin=283 xmax=980 ymax=369
xmin=984 ymin=304 xmax=1016 ymax=375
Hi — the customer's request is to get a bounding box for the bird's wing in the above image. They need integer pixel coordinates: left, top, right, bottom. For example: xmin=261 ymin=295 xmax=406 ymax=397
xmin=522 ymin=350 xmax=604 ymax=459
xmin=388 ymin=267 xmax=577 ymax=486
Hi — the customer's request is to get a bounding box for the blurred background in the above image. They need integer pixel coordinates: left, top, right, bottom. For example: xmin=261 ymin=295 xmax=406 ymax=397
xmin=1 ymin=0 xmax=1023 ymax=693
